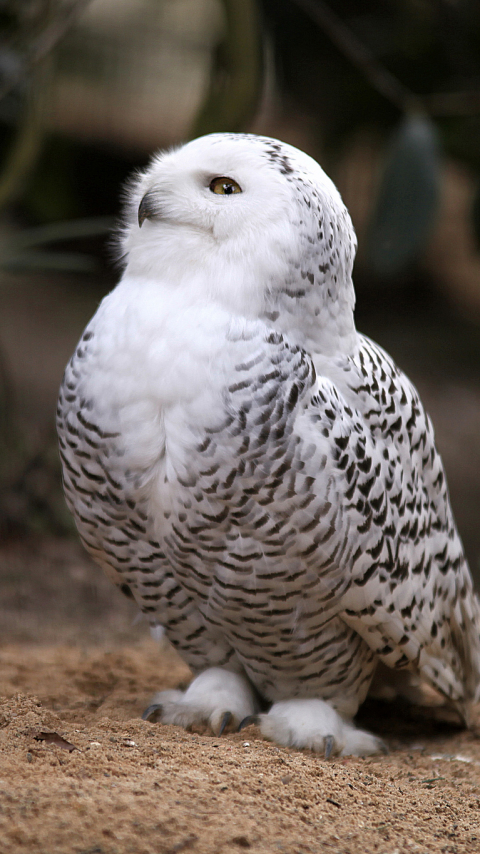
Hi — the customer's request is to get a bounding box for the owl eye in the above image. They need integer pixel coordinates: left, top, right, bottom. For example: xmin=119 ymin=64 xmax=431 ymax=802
xmin=209 ymin=177 xmax=242 ymax=195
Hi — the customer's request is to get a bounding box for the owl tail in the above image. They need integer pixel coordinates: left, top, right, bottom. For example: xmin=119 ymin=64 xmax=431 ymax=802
xmin=450 ymin=585 xmax=480 ymax=726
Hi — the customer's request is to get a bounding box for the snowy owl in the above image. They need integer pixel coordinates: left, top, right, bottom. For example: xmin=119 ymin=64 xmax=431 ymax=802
xmin=57 ymin=133 xmax=480 ymax=757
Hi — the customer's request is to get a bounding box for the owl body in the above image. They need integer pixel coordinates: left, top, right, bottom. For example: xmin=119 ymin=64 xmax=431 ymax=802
xmin=58 ymin=134 xmax=480 ymax=754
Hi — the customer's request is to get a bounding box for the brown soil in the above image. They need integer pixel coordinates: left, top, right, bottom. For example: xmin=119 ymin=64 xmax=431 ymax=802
xmin=2 ymin=538 xmax=480 ymax=854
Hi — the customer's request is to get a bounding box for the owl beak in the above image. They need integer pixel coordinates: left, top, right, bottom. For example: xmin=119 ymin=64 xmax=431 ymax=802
xmin=138 ymin=192 xmax=157 ymax=228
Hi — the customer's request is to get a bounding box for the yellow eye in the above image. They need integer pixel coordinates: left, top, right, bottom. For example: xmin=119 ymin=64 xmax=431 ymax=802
xmin=209 ymin=176 xmax=242 ymax=195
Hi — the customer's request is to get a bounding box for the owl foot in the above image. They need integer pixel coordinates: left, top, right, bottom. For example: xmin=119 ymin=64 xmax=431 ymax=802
xmin=142 ymin=667 xmax=258 ymax=736
xmin=239 ymin=699 xmax=387 ymax=758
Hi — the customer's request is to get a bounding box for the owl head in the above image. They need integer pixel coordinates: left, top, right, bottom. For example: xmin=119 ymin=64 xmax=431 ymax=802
xmin=118 ymin=134 xmax=357 ymax=345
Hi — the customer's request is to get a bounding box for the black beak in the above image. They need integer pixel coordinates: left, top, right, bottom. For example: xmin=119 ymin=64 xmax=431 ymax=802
xmin=138 ymin=192 xmax=158 ymax=228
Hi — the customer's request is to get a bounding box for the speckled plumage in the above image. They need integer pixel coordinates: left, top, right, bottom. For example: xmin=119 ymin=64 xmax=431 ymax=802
xmin=57 ymin=133 xmax=480 ymax=755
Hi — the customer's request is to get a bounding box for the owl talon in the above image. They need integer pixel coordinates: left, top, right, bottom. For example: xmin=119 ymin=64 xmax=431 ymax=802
xmin=324 ymin=734 xmax=335 ymax=759
xmin=218 ymin=711 xmax=233 ymax=735
xmin=142 ymin=703 xmax=164 ymax=722
xmin=256 ymin=699 xmax=385 ymax=756
xmin=142 ymin=669 xmax=258 ymax=734
xmin=238 ymin=714 xmax=260 ymax=732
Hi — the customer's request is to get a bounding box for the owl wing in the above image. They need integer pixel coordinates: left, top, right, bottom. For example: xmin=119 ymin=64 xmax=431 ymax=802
xmin=313 ymin=335 xmax=480 ymax=716
xmin=222 ymin=327 xmax=480 ymax=717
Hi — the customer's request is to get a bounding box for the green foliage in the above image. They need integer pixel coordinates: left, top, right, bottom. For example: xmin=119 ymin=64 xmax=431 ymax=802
xmin=366 ymin=115 xmax=440 ymax=277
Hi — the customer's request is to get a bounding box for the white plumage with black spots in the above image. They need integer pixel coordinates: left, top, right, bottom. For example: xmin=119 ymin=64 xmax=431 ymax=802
xmin=57 ymin=133 xmax=480 ymax=756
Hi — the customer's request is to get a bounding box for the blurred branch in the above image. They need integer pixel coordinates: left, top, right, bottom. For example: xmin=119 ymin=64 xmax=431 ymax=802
xmin=0 ymin=0 xmax=93 ymax=212
xmin=291 ymin=0 xmax=418 ymax=113
xmin=5 ymin=215 xmax=115 ymax=249
xmin=0 ymin=0 xmax=93 ymax=104
xmin=2 ymin=250 xmax=98 ymax=272
xmin=1 ymin=215 xmax=115 ymax=272
xmin=291 ymin=0 xmax=480 ymax=117
xmin=191 ymin=0 xmax=263 ymax=136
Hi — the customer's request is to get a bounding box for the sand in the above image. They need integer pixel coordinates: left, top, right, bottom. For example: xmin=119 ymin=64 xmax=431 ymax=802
xmin=1 ymin=537 xmax=480 ymax=853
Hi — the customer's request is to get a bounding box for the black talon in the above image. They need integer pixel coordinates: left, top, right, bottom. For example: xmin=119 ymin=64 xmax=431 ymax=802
xmin=218 ymin=711 xmax=232 ymax=736
xmin=324 ymin=734 xmax=335 ymax=759
xmin=142 ymin=703 xmax=163 ymax=722
xmin=237 ymin=714 xmax=260 ymax=732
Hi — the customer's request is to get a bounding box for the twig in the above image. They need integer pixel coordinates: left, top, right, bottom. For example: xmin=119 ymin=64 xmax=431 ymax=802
xmin=291 ymin=0 xmax=418 ymax=112
xmin=291 ymin=0 xmax=480 ymax=117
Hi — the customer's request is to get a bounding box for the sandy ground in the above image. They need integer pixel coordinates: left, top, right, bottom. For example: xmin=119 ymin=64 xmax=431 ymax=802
xmin=2 ymin=537 xmax=480 ymax=854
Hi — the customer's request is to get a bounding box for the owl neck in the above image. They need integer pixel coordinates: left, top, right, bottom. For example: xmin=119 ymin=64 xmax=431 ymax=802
xmin=261 ymin=273 xmax=358 ymax=358
xmin=124 ymin=228 xmax=358 ymax=358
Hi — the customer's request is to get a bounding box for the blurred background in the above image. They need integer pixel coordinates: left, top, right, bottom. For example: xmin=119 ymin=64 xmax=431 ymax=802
xmin=1 ymin=0 xmax=480 ymax=644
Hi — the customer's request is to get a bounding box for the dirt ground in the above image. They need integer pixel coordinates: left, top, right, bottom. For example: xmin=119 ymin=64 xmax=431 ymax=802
xmin=2 ymin=537 xmax=480 ymax=854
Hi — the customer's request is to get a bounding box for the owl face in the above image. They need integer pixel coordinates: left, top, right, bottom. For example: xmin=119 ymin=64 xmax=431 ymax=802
xmin=119 ymin=134 xmax=356 ymax=324
xmin=128 ymin=135 xmax=301 ymax=240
